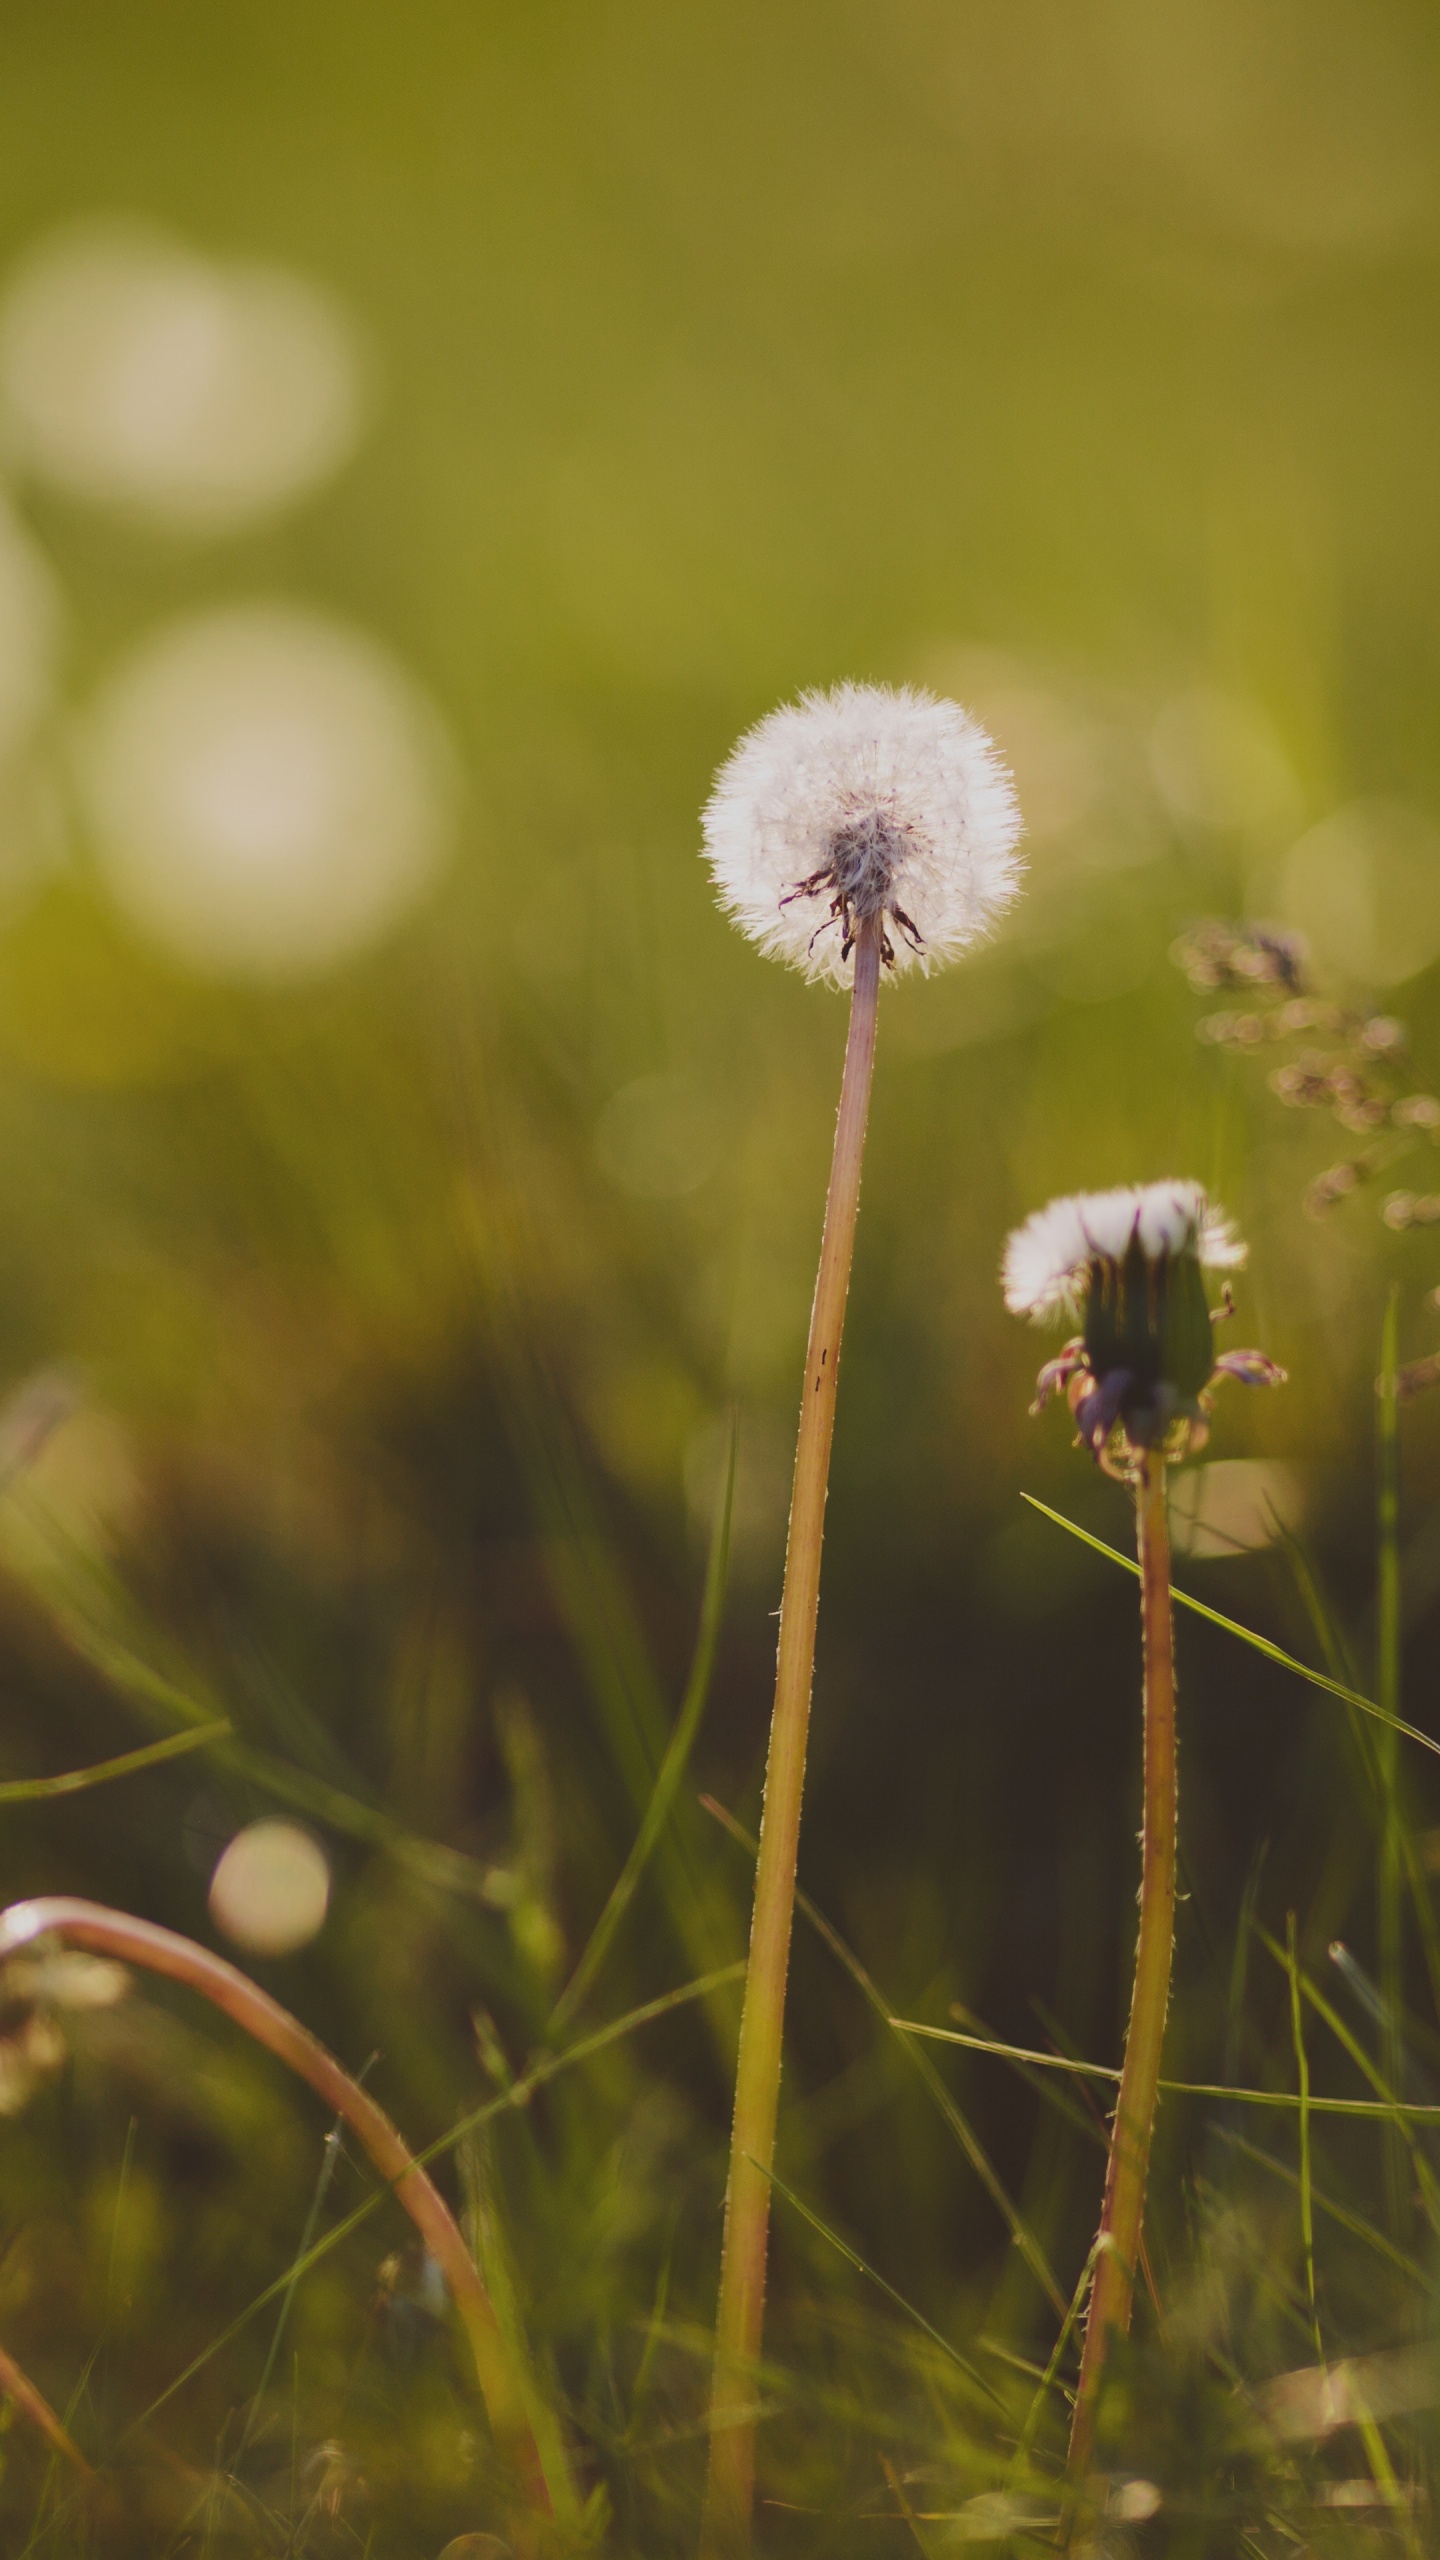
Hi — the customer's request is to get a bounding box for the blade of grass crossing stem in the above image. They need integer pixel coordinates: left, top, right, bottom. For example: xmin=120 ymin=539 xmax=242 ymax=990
xmin=1377 ymin=1285 xmax=1405 ymax=2235
xmin=1285 ymin=1916 xmax=1321 ymax=2362
xmin=551 ymin=1417 xmax=736 ymax=2033
xmin=891 ymin=2015 xmax=1440 ymax=2120
xmin=700 ymin=1794 xmax=1066 ymax=2317
xmin=1020 ymin=1494 xmax=1440 ymax=1763
xmin=752 ymin=2157 xmax=1001 ymax=2404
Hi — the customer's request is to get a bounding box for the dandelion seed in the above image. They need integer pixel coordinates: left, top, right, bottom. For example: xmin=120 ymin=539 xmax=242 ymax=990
xmin=1003 ymin=1180 xmax=1244 ymax=1331
xmin=701 ymin=681 xmax=1021 ymax=985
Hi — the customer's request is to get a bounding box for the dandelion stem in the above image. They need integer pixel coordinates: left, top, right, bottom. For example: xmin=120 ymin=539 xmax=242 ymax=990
xmin=702 ymin=912 xmax=883 ymax=2554
xmin=0 ymin=1897 xmax=565 ymax=2535
xmin=1066 ymin=1452 xmax=1177 ymax=2490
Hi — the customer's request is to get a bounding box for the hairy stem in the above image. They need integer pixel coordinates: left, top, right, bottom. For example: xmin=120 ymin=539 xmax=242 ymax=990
xmin=702 ymin=915 xmax=883 ymax=2555
xmin=1066 ymin=1453 xmax=1177 ymax=2489
xmin=0 ymin=1897 xmax=564 ymax=2531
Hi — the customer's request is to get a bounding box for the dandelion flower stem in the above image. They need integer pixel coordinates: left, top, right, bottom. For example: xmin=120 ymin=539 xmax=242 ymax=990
xmin=703 ymin=911 xmax=883 ymax=2553
xmin=1066 ymin=1452 xmax=1177 ymax=2489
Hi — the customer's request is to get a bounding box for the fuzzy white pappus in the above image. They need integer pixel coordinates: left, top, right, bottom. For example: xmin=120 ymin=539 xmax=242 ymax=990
xmin=701 ymin=682 xmax=1022 ymax=987
xmin=1003 ymin=1181 xmax=1245 ymax=1325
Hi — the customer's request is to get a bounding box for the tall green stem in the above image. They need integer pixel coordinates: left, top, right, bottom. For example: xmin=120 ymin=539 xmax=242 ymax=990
xmin=1067 ymin=1453 xmax=1177 ymax=2489
xmin=702 ymin=915 xmax=882 ymax=2555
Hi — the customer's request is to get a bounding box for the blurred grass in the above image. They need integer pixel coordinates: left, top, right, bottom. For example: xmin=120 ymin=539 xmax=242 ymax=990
xmin=0 ymin=0 xmax=1433 ymax=2549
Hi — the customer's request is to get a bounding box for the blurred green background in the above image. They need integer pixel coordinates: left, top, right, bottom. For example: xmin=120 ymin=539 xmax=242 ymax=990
xmin=0 ymin=1 xmax=1437 ymax=2547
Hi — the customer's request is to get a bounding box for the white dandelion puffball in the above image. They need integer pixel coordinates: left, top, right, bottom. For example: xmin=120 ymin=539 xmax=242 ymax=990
xmin=0 ymin=220 xmax=366 ymax=533
xmin=77 ymin=603 xmax=457 ymax=979
xmin=702 ymin=682 xmax=1023 ymax=987
xmin=1003 ymin=1180 xmax=1245 ymax=1324
xmin=209 ymin=1821 xmax=331 ymax=1956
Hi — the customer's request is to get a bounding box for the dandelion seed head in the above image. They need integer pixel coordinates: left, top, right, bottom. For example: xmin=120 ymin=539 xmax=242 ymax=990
xmin=702 ymin=682 xmax=1023 ymax=986
xmin=1002 ymin=1180 xmax=1245 ymax=1325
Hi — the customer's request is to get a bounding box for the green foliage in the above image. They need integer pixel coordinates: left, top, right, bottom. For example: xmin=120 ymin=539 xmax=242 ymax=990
xmin=0 ymin=1 xmax=1436 ymax=2551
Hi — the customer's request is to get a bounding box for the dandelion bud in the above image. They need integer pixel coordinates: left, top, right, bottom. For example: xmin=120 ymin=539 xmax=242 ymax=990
xmin=701 ymin=682 xmax=1021 ymax=985
xmin=1002 ymin=1181 xmax=1281 ymax=1466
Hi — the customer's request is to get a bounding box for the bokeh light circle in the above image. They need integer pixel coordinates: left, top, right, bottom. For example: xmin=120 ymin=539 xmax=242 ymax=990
xmin=78 ymin=603 xmax=457 ymax=979
xmin=209 ymin=1821 xmax=331 ymax=1956
xmin=1280 ymin=799 xmax=1440 ymax=988
xmin=0 ymin=493 xmax=61 ymax=763
xmin=0 ymin=219 xmax=367 ymax=531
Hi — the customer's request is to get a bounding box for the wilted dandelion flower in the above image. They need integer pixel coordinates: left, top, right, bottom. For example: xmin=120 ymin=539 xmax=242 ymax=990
xmin=1001 ymin=1186 xmax=1285 ymax=2488
xmin=702 ymin=681 xmax=1022 ymax=984
xmin=1003 ymin=1179 xmax=1282 ymax=1468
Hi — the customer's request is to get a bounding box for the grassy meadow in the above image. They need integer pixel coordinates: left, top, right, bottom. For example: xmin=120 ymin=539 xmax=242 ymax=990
xmin=0 ymin=2 xmax=1435 ymax=2549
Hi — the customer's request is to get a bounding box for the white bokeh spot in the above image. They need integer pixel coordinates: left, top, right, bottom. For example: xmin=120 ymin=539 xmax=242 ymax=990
xmin=78 ymin=602 xmax=457 ymax=978
xmin=209 ymin=1820 xmax=331 ymax=1957
xmin=0 ymin=219 xmax=368 ymax=532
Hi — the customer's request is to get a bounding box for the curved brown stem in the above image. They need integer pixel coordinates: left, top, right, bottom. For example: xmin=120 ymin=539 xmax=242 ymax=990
xmin=0 ymin=1897 xmax=562 ymax=2527
xmin=702 ymin=915 xmax=883 ymax=2555
xmin=1066 ymin=1454 xmax=1177 ymax=2491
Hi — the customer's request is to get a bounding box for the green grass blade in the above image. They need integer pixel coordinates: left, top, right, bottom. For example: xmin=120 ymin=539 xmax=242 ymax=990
xmin=753 ymin=2155 xmax=1001 ymax=2403
xmin=1285 ymin=1914 xmax=1321 ymax=2361
xmin=1021 ymin=1493 xmax=1440 ymax=1761
xmin=1217 ymin=2127 xmax=1433 ymax=2289
xmin=1008 ymin=2242 xmax=1100 ymax=2478
xmin=0 ymin=1722 xmax=229 ymax=1802
xmin=891 ymin=2016 xmax=1440 ymax=2118
xmin=117 ymin=1961 xmax=747 ymax=2446
xmin=550 ymin=1413 xmax=736 ymax=2033
xmin=1255 ymin=1924 xmax=1440 ymax=2232
xmin=0 ymin=1503 xmax=508 ymax=1904
xmin=700 ymin=1793 xmax=1068 ymax=2317
xmin=459 ymin=1190 xmax=740 ymax=2025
